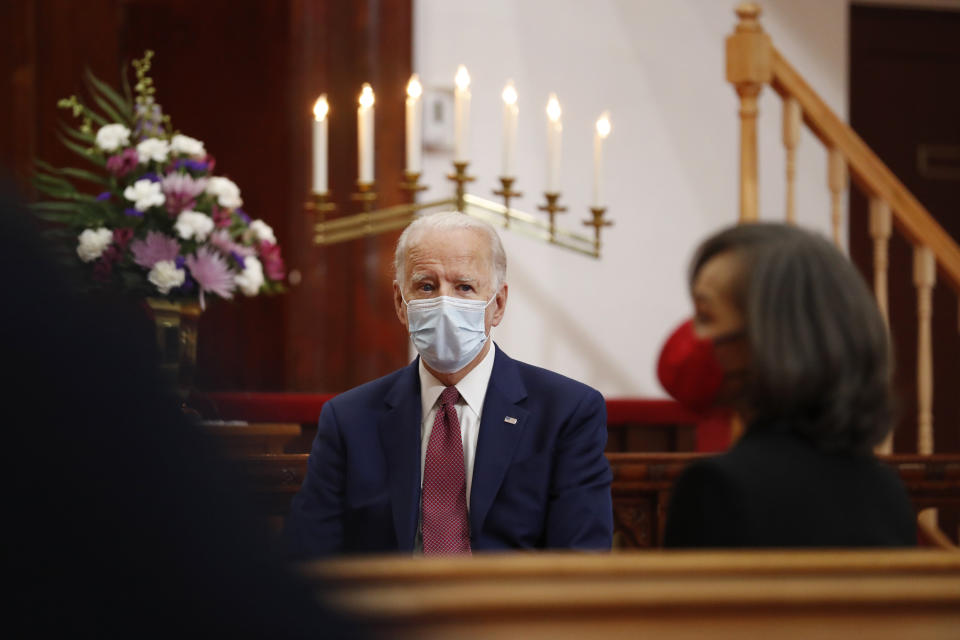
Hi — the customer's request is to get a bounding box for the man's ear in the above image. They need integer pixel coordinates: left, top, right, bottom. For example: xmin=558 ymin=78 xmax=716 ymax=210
xmin=393 ymin=281 xmax=408 ymax=327
xmin=490 ymin=282 xmax=508 ymax=327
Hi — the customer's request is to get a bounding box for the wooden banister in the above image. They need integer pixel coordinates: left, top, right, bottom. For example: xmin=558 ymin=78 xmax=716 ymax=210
xmin=767 ymin=47 xmax=960 ymax=295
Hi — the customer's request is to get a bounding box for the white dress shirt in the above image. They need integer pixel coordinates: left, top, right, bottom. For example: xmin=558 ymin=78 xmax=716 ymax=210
xmin=418 ymin=343 xmax=496 ymax=511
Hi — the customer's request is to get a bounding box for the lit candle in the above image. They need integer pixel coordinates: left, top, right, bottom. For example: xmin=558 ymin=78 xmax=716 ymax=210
xmin=593 ymin=112 xmax=611 ymax=208
xmin=454 ymin=65 xmax=471 ymax=163
xmin=312 ymin=95 xmax=329 ymax=194
xmin=358 ymin=83 xmax=375 ymax=183
xmin=501 ymin=81 xmax=518 ymax=177
xmin=546 ymin=93 xmax=562 ymax=193
xmin=405 ymin=75 xmax=423 ymax=174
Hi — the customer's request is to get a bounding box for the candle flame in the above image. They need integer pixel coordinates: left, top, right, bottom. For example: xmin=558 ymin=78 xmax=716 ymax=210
xmin=455 ymin=65 xmax=471 ymax=91
xmin=546 ymin=94 xmax=562 ymax=122
xmin=313 ymin=95 xmax=329 ymax=122
xmin=407 ymin=74 xmax=422 ymax=100
xmin=596 ymin=112 xmax=611 ymax=138
xmin=502 ymin=81 xmax=518 ymax=106
xmin=359 ymin=83 xmax=375 ymax=108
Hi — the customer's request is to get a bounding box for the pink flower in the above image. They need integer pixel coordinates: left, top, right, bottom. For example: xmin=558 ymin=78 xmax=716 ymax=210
xmin=161 ymin=172 xmax=208 ymax=216
xmin=259 ymin=241 xmax=286 ymax=282
xmin=113 ymin=228 xmax=134 ymax=250
xmin=130 ymin=231 xmax=180 ymax=269
xmin=211 ymin=205 xmax=233 ymax=228
xmin=209 ymin=230 xmax=255 ymax=258
xmin=185 ymin=247 xmax=235 ymax=309
xmin=106 ymin=148 xmax=139 ymax=178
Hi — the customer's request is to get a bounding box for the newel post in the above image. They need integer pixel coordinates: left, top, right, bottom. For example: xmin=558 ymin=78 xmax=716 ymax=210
xmin=726 ymin=3 xmax=772 ymax=223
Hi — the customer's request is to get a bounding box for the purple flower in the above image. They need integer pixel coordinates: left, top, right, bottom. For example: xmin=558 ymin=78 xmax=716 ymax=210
xmin=235 ymin=208 xmax=251 ymax=224
xmin=96 ymin=191 xmax=112 ymax=201
xmin=161 ymin=172 xmax=208 ymax=216
xmin=105 ymin=148 xmax=139 ymax=178
xmin=134 ymin=101 xmax=166 ymax=140
xmin=142 ymin=172 xmax=161 ymax=183
xmin=177 ymin=273 xmax=196 ymax=295
xmin=130 ymin=231 xmax=180 ymax=269
xmin=173 ymin=159 xmax=208 ymax=173
xmin=124 ymin=208 xmax=143 ymax=217
xmin=185 ymin=246 xmax=236 ymax=309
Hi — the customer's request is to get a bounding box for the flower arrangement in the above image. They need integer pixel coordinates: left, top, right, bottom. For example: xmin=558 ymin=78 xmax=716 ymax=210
xmin=33 ymin=51 xmax=286 ymax=308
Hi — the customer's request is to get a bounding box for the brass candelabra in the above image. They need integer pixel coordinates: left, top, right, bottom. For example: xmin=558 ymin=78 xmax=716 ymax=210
xmin=309 ymin=161 xmax=613 ymax=258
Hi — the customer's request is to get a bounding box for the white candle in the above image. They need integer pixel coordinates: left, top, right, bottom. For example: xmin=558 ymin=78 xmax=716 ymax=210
xmin=454 ymin=65 xmax=471 ymax=163
xmin=501 ymin=81 xmax=518 ymax=177
xmin=546 ymin=94 xmax=562 ymax=193
xmin=358 ymin=83 xmax=375 ymax=183
xmin=593 ymin=112 xmax=611 ymax=208
xmin=405 ymin=75 xmax=423 ymax=174
xmin=311 ymin=95 xmax=329 ymax=194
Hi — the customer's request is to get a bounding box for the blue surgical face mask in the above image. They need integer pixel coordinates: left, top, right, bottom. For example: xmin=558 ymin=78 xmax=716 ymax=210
xmin=403 ymin=291 xmax=497 ymax=373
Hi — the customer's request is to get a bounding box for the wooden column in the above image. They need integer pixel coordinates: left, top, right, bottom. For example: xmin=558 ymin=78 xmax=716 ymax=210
xmin=869 ymin=199 xmax=893 ymax=324
xmin=871 ymin=198 xmax=894 ymax=455
xmin=828 ymin=148 xmax=847 ymax=247
xmin=725 ymin=3 xmax=772 ymax=223
xmin=914 ymin=246 xmax=936 ymax=456
xmin=782 ymin=98 xmax=800 ymax=224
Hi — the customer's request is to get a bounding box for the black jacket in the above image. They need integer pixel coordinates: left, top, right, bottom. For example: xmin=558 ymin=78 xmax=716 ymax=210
xmin=664 ymin=422 xmax=917 ymax=548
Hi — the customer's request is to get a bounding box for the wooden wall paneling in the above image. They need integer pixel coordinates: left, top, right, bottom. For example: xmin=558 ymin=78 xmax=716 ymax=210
xmin=0 ymin=0 xmax=37 ymax=189
xmin=4 ymin=0 xmax=412 ymax=392
xmin=117 ymin=0 xmax=291 ymax=390
xmin=285 ymin=0 xmax=412 ymax=391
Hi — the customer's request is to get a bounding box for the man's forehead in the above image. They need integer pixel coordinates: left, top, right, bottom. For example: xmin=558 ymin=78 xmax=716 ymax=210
xmin=406 ymin=231 xmax=491 ymax=267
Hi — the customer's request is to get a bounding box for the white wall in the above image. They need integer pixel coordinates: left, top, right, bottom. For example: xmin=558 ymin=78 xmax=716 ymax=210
xmin=414 ymin=0 xmax=848 ymax=397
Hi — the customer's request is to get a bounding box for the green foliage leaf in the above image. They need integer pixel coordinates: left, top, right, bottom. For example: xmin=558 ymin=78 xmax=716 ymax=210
xmin=59 ymin=122 xmax=96 ymax=145
xmin=56 ymin=133 xmax=106 ymax=167
xmin=85 ymin=67 xmax=132 ymax=121
xmin=35 ymin=159 xmax=110 ymax=187
xmin=91 ymin=92 xmax=128 ymax=128
xmin=82 ymin=105 xmax=108 ymax=127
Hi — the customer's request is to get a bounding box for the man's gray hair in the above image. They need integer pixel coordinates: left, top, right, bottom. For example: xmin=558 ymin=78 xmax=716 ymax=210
xmin=394 ymin=211 xmax=507 ymax=289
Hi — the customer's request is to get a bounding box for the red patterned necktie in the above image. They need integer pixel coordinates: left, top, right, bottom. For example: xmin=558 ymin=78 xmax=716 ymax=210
xmin=421 ymin=386 xmax=472 ymax=555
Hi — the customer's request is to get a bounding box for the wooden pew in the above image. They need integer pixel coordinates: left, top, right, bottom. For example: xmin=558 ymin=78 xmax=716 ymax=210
xmin=304 ymin=550 xmax=960 ymax=639
xmin=236 ymin=452 xmax=960 ymax=547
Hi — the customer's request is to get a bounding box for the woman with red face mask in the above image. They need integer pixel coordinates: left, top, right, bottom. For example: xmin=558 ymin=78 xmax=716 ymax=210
xmin=659 ymin=223 xmax=916 ymax=548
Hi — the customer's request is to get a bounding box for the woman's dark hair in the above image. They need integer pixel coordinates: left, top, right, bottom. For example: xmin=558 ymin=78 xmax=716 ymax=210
xmin=690 ymin=222 xmax=894 ymax=455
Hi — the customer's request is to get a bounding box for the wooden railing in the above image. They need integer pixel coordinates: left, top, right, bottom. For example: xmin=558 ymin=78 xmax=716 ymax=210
xmin=725 ymin=4 xmax=960 ymax=485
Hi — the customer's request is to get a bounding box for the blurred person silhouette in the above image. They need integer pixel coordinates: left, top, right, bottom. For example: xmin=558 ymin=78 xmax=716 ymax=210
xmin=0 ymin=182 xmax=362 ymax=637
xmin=659 ymin=223 xmax=916 ymax=548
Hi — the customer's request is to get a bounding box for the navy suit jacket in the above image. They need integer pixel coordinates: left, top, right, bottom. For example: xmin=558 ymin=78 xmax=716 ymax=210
xmin=285 ymin=345 xmax=613 ymax=556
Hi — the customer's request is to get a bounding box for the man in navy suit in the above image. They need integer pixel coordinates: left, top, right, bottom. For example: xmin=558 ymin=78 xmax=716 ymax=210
xmin=285 ymin=212 xmax=612 ymax=556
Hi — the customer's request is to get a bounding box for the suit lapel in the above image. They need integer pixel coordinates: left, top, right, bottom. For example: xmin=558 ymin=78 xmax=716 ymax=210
xmin=470 ymin=346 xmax=529 ymax=539
xmin=378 ymin=360 xmax=422 ymax=552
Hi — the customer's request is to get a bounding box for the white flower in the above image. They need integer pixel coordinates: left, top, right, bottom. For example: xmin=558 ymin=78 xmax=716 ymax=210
xmin=174 ymin=210 xmax=215 ymax=242
xmin=148 ymin=260 xmax=186 ymax=295
xmin=170 ymin=134 xmax=206 ymax=157
xmin=136 ymin=137 xmax=170 ymax=164
xmin=235 ymin=255 xmax=264 ymax=297
xmin=248 ymin=219 xmax=276 ymax=244
xmin=123 ymin=179 xmax=165 ymax=212
xmin=95 ymin=124 xmax=131 ymax=152
xmin=76 ymin=228 xmax=113 ymax=262
xmin=206 ymin=176 xmax=243 ymax=209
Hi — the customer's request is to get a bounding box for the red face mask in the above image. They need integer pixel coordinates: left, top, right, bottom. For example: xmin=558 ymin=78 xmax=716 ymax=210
xmin=657 ymin=319 xmax=744 ymax=413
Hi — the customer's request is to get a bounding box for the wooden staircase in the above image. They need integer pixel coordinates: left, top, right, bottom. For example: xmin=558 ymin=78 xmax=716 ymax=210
xmin=726 ymin=3 xmax=960 ymax=539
